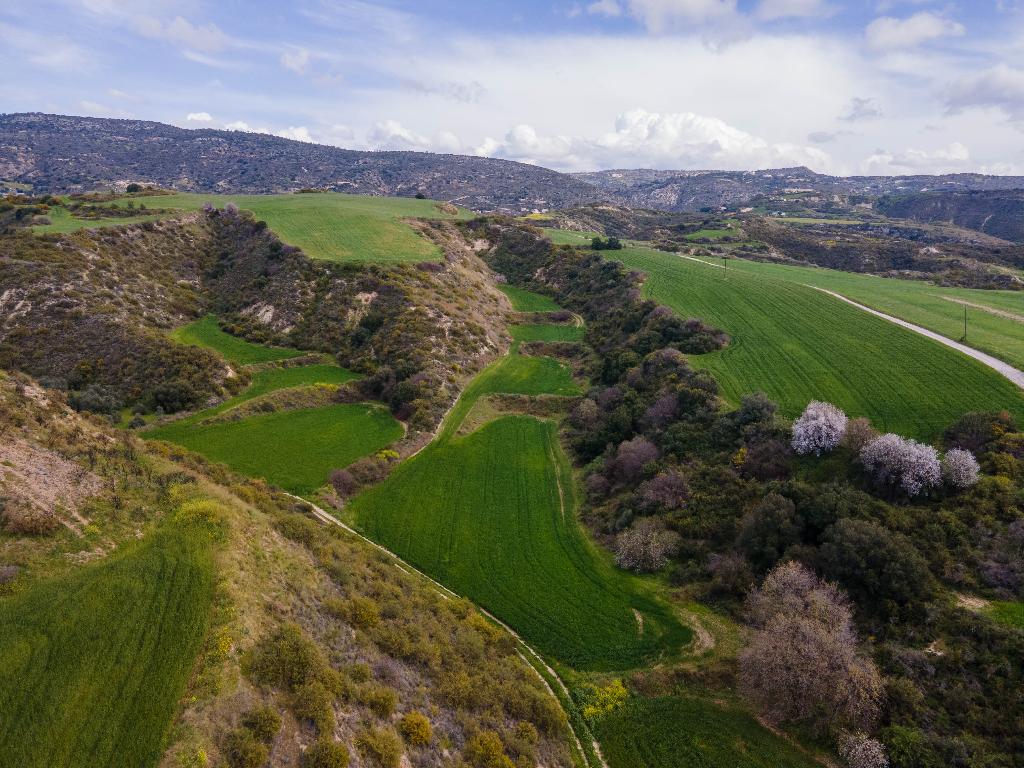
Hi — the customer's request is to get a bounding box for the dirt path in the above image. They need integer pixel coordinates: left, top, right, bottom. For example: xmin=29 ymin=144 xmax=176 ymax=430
xmin=287 ymin=492 xmax=606 ymax=768
xmin=937 ymin=295 xmax=1024 ymax=324
xmin=807 ymin=286 xmax=1024 ymax=389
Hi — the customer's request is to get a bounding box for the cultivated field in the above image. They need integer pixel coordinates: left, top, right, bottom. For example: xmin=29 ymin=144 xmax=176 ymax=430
xmin=170 ymin=315 xmax=303 ymax=364
xmin=0 ymin=520 xmax=216 ymax=768
xmin=614 ymin=246 xmax=1024 ymax=439
xmin=593 ymin=694 xmax=822 ymax=768
xmin=32 ymin=205 xmax=164 ymax=234
xmin=499 ymin=284 xmax=563 ymax=311
xmin=149 ymin=403 xmax=401 ymax=495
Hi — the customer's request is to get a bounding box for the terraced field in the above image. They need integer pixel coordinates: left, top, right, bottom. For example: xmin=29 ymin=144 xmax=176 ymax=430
xmin=614 ymin=246 xmax=1024 ymax=439
xmin=0 ymin=519 xmax=216 ymax=768
xmin=499 ymin=284 xmax=562 ymax=311
xmin=170 ymin=315 xmax=303 ymax=365
xmin=593 ymin=694 xmax=822 ymax=768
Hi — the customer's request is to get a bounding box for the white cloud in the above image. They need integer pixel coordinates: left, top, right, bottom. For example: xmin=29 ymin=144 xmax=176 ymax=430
xmin=756 ymin=0 xmax=832 ymax=21
xmin=181 ymin=49 xmax=239 ymax=69
xmin=587 ymin=0 xmax=623 ymax=16
xmin=78 ymin=99 xmax=132 ymax=118
xmin=944 ymin=65 xmax=1024 ymax=123
xmin=840 ymin=96 xmax=882 ymax=122
xmin=224 ymin=120 xmax=252 ymax=131
xmin=275 ymin=126 xmax=313 ymax=142
xmin=865 ymin=12 xmax=965 ymax=51
xmin=281 ymin=47 xmax=311 ymax=74
xmin=186 ymin=111 xmax=213 ymax=122
xmin=0 ymin=22 xmax=93 ymax=71
xmin=625 ymin=0 xmax=739 ymax=33
xmin=475 ymin=108 xmax=831 ymax=171
xmin=367 ymin=120 xmax=433 ymax=150
xmin=135 ymin=15 xmax=228 ymax=52
xmin=863 ymin=142 xmax=970 ymax=173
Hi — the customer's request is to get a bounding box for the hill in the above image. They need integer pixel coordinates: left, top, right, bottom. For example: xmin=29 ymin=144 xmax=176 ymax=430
xmin=877 ymin=190 xmax=1024 ymax=244
xmin=0 ymin=113 xmax=602 ymax=213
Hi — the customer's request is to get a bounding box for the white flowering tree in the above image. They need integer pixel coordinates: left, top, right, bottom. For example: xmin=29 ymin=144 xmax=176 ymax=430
xmin=838 ymin=732 xmax=889 ymax=768
xmin=792 ymin=401 xmax=848 ymax=456
xmin=860 ymin=434 xmax=941 ymax=497
xmin=942 ymin=448 xmax=981 ymax=489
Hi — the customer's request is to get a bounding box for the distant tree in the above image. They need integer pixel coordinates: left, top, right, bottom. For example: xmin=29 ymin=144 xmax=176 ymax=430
xmin=740 ymin=562 xmax=882 ymax=733
xmin=860 ymin=434 xmax=941 ymax=497
xmin=792 ymin=401 xmax=848 ymax=456
xmin=126 ymin=183 xmax=142 ymax=193
xmin=838 ymin=732 xmax=889 ymax=768
xmin=414 ymin=192 xmax=427 ymax=199
xmin=615 ymin=517 xmax=680 ymax=572
xmin=941 ymin=448 xmax=980 ymax=489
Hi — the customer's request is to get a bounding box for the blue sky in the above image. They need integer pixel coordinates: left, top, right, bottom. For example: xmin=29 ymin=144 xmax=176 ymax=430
xmin=2 ymin=1 xmax=1024 ymax=175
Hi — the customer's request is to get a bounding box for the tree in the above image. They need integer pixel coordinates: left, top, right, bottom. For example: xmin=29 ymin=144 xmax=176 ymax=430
xmin=738 ymin=493 xmax=803 ymax=572
xmin=941 ymin=448 xmax=980 ymax=489
xmin=637 ymin=470 xmax=688 ymax=511
xmin=739 ymin=562 xmax=882 ymax=733
xmin=860 ymin=434 xmax=940 ymax=497
xmin=843 ymin=417 xmax=878 ymax=453
xmin=792 ymin=401 xmax=848 ymax=456
xmin=615 ymin=517 xmax=680 ymax=572
xmin=838 ymin=732 xmax=889 ymax=768
xmin=613 ymin=436 xmax=659 ymax=483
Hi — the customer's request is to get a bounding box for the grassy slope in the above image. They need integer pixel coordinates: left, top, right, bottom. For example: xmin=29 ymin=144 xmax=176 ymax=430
xmin=593 ymin=695 xmax=821 ymax=768
xmin=170 ymin=315 xmax=303 ymax=364
xmin=614 ymin=246 xmax=1024 ymax=439
xmin=709 ymin=257 xmax=1024 ymax=371
xmin=121 ymin=192 xmax=468 ymax=264
xmin=0 ymin=521 xmax=216 ymax=768
xmin=499 ymin=284 xmax=562 ymax=312
xmin=989 ymin=601 xmax=1024 ymax=629
xmin=32 ymin=205 xmax=165 ymax=234
xmin=352 ymin=415 xmax=690 ymax=670
xmin=148 ymin=404 xmax=402 ymax=495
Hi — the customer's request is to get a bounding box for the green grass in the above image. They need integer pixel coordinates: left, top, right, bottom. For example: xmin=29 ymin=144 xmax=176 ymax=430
xmin=499 ymin=284 xmax=562 ymax=312
xmin=592 ymin=694 xmax=822 ymax=768
xmin=511 ymin=323 xmax=585 ymax=343
xmin=685 ymin=228 xmax=737 ymax=241
xmin=101 ymin=192 xmax=469 ymax=264
xmin=539 ymin=228 xmax=606 ymax=246
xmin=170 ymin=315 xmax=303 ymax=365
xmin=988 ymin=601 xmax=1024 ymax=629
xmin=613 ymin=246 xmax=1024 ymax=439
xmin=0 ymin=519 xmax=217 ymax=768
xmin=704 ymin=257 xmax=1024 ymax=371
xmin=32 ymin=205 xmax=164 ymax=234
xmin=148 ymin=404 xmax=402 ymax=495
xmin=351 ymin=416 xmax=690 ymax=670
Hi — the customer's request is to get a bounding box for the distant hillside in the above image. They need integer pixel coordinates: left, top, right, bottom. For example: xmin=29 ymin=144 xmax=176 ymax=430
xmin=576 ymin=167 xmax=1024 ymax=212
xmin=877 ymin=190 xmax=1024 ymax=244
xmin=0 ymin=113 xmax=603 ymax=213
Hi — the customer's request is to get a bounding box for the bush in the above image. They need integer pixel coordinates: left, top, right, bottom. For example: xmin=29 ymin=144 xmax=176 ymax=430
xmin=1 ymin=501 xmax=59 ymax=535
xmin=247 ymin=623 xmax=325 ymax=691
xmin=838 ymin=731 xmax=889 ymax=768
xmin=241 ymin=705 xmax=281 ymax=743
xmin=941 ymin=448 xmax=980 ymax=489
xmin=302 ymin=740 xmax=350 ymax=768
xmin=293 ymin=679 xmax=335 ymax=731
xmin=860 ymin=434 xmax=941 ymax=497
xmin=355 ymin=727 xmax=403 ymax=768
xmin=843 ymin=417 xmax=878 ymax=453
xmin=792 ymin=401 xmax=847 ymax=456
xmin=223 ymin=728 xmax=269 ymax=768
xmin=360 ymin=684 xmax=398 ymax=718
xmin=399 ymin=711 xmax=432 ymax=746
xmin=68 ymin=384 xmax=120 ymax=415
xmin=463 ymin=730 xmax=514 ymax=768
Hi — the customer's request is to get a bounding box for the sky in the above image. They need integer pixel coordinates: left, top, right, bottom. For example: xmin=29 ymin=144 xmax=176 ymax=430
xmin=2 ymin=0 xmax=1024 ymax=176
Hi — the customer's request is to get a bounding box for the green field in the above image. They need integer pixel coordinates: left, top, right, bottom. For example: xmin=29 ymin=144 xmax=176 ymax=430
xmin=0 ymin=520 xmax=216 ymax=768
xmin=539 ymin=228 xmax=605 ymax=246
xmin=613 ymin=246 xmax=1024 ymax=439
xmin=702 ymin=257 xmax=1024 ymax=371
xmin=511 ymin=323 xmax=584 ymax=343
xmin=989 ymin=601 xmax=1024 ymax=629
xmin=148 ymin=403 xmax=402 ymax=495
xmin=351 ymin=416 xmax=690 ymax=670
xmin=170 ymin=315 xmax=303 ymax=364
xmin=32 ymin=205 xmax=164 ymax=234
xmin=499 ymin=284 xmax=562 ymax=312
xmin=685 ymin=227 xmax=737 ymax=241
xmin=593 ymin=694 xmax=821 ymax=768
xmin=124 ymin=192 xmax=467 ymax=263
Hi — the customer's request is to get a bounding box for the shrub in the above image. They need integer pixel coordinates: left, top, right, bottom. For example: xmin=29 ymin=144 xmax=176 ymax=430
xmin=247 ymin=623 xmax=325 ymax=691
xmin=329 ymin=468 xmax=358 ymax=497
xmin=223 ymin=728 xmax=269 ymax=768
xmin=860 ymin=434 xmax=941 ymax=497
xmin=614 ymin=517 xmax=680 ymax=573
xmin=241 ymin=705 xmax=281 ymax=743
xmin=463 ymin=730 xmax=513 ymax=768
xmin=636 ymin=470 xmax=688 ymax=511
xmin=399 ymin=712 xmax=432 ymax=746
xmin=355 ymin=727 xmax=403 ymax=768
xmin=613 ymin=436 xmax=659 ymax=482
xmin=68 ymin=384 xmax=120 ymax=415
xmin=293 ymin=679 xmax=335 ymax=731
xmin=360 ymin=684 xmax=398 ymax=718
xmin=941 ymin=448 xmax=980 ymax=489
xmin=737 ymin=493 xmax=802 ymax=572
xmin=792 ymin=401 xmax=847 ymax=456
xmin=1 ymin=502 xmax=59 ymax=535
xmin=302 ymin=740 xmax=350 ymax=768
xmin=843 ymin=418 xmax=878 ymax=453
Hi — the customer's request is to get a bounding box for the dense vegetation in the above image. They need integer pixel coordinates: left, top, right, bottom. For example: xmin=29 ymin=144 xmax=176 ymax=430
xmin=878 ymin=189 xmax=1024 ymax=244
